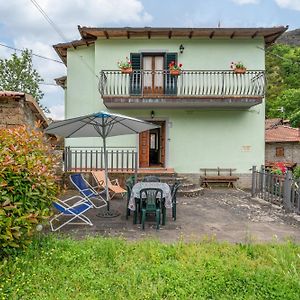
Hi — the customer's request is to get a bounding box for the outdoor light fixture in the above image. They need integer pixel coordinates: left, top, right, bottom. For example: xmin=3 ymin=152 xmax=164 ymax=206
xmin=179 ymin=44 xmax=185 ymax=54
xmin=151 ymin=110 xmax=155 ymax=119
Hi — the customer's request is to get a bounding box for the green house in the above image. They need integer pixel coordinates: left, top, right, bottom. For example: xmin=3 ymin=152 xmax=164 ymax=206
xmin=54 ymin=26 xmax=287 ymax=187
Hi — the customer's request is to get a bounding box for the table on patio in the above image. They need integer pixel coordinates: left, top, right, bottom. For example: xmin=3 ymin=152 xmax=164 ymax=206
xmin=128 ymin=182 xmax=172 ymax=211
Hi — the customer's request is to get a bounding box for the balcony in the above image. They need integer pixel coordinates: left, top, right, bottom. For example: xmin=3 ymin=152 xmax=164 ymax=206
xmin=99 ymin=70 xmax=265 ymax=109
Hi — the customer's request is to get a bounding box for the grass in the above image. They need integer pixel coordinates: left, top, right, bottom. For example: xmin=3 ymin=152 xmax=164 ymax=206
xmin=0 ymin=236 xmax=299 ymax=300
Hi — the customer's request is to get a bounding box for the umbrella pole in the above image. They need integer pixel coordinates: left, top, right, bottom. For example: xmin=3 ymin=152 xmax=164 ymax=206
xmin=103 ymin=135 xmax=110 ymax=211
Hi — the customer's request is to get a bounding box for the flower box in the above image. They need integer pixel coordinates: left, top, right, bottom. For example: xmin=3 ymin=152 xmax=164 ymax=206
xmin=170 ymin=69 xmax=181 ymax=76
xmin=233 ymin=67 xmax=246 ymax=74
xmin=121 ymin=67 xmax=133 ymax=74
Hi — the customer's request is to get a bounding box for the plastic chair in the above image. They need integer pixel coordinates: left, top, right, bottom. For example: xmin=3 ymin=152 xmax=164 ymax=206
xmin=50 ymin=196 xmax=93 ymax=231
xmin=69 ymin=174 xmax=107 ymax=209
xmin=140 ymin=188 xmax=163 ymax=230
xmin=125 ymin=183 xmax=132 ymax=219
xmin=91 ymin=171 xmax=126 ymax=199
xmin=142 ymin=175 xmax=160 ymax=182
xmin=170 ymin=182 xmax=181 ymax=221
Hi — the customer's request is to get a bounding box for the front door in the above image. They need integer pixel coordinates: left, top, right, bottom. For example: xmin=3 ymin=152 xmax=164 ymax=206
xmin=143 ymin=56 xmax=164 ymax=95
xmin=139 ymin=121 xmax=166 ymax=168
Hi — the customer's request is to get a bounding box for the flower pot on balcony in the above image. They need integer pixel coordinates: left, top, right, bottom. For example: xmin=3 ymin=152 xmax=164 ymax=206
xmin=121 ymin=67 xmax=133 ymax=74
xmin=170 ymin=69 xmax=181 ymax=76
xmin=234 ymin=68 xmax=246 ymax=74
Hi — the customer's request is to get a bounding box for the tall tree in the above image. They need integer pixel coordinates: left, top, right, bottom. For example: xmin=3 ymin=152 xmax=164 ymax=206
xmin=0 ymin=49 xmax=44 ymax=104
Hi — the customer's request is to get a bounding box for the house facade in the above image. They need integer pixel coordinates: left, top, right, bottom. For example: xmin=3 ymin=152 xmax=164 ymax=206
xmin=54 ymin=26 xmax=287 ymax=187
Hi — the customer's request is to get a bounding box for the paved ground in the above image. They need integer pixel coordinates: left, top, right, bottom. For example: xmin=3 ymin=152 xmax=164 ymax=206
xmin=49 ymin=189 xmax=300 ymax=243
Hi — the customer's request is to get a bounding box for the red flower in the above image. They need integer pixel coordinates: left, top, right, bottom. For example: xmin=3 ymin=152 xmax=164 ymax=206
xmin=179 ymin=63 xmax=182 ymax=67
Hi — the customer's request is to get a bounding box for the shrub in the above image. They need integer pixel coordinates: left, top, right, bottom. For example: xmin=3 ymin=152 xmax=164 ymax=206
xmin=0 ymin=124 xmax=59 ymax=256
xmin=293 ymin=166 xmax=300 ymax=179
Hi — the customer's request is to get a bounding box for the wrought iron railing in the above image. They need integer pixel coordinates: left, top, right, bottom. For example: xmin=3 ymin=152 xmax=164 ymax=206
xmin=99 ymin=70 xmax=265 ymax=97
xmin=64 ymin=146 xmax=138 ymax=173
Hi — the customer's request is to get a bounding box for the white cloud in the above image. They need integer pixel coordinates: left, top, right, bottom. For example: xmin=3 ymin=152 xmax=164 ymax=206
xmin=231 ymin=0 xmax=260 ymax=4
xmin=275 ymin=0 xmax=300 ymax=11
xmin=0 ymin=0 xmax=152 ymax=120
xmin=45 ymin=104 xmax=64 ymax=120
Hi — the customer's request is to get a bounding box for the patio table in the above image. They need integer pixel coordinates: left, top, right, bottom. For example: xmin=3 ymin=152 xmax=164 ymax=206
xmin=128 ymin=182 xmax=172 ymax=211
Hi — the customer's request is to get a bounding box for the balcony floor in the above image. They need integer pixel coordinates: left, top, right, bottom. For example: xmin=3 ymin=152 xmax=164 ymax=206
xmin=103 ymin=95 xmax=263 ymax=109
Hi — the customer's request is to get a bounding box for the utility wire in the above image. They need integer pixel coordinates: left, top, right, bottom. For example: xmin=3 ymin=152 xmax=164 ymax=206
xmin=0 ymin=42 xmax=64 ymax=64
xmin=257 ymin=46 xmax=300 ymax=66
xmin=29 ymin=0 xmax=99 ymax=79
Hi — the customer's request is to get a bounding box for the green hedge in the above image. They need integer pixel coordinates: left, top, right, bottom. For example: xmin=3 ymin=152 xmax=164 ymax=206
xmin=0 ymin=125 xmax=59 ymax=256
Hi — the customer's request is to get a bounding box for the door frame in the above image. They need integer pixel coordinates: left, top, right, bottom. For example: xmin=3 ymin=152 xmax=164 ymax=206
xmin=137 ymin=116 xmax=170 ymax=168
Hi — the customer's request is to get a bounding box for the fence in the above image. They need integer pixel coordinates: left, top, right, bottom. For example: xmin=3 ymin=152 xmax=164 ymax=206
xmin=251 ymin=166 xmax=300 ymax=214
xmin=64 ymin=146 xmax=138 ymax=174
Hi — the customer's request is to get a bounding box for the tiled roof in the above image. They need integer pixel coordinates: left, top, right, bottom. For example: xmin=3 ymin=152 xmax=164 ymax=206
xmin=0 ymin=91 xmax=25 ymax=98
xmin=265 ymin=125 xmax=300 ymax=142
xmin=265 ymin=118 xmax=282 ymax=129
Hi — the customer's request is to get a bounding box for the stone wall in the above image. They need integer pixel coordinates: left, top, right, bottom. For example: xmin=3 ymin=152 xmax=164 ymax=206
xmin=266 ymin=142 xmax=300 ymax=165
xmin=0 ymin=98 xmax=25 ymax=128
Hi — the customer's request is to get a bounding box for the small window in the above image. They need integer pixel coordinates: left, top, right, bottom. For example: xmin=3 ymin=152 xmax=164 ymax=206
xmin=150 ymin=133 xmax=157 ymax=150
xmin=276 ymin=147 xmax=284 ymax=157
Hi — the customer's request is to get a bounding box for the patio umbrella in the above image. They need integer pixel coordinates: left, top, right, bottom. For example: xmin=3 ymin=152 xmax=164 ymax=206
xmin=45 ymin=111 xmax=159 ymax=216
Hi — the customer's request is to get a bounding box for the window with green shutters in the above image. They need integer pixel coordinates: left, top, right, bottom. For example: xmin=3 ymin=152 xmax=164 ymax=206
xmin=129 ymin=52 xmax=178 ymax=96
xmin=164 ymin=53 xmax=178 ymax=95
xmin=130 ymin=53 xmax=141 ymax=95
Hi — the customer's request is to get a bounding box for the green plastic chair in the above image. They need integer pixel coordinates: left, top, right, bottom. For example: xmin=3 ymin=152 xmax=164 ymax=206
xmin=170 ymin=182 xmax=180 ymax=221
xmin=140 ymin=188 xmax=163 ymax=230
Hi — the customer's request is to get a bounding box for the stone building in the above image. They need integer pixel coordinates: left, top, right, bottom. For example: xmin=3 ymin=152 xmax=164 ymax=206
xmin=265 ymin=119 xmax=300 ymax=167
xmin=0 ymin=91 xmax=49 ymax=129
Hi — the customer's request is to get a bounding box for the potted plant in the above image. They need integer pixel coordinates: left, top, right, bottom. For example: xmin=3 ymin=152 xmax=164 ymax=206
xmin=230 ymin=61 xmax=246 ymax=74
xmin=118 ymin=57 xmax=132 ymax=74
xmin=169 ymin=61 xmax=183 ymax=76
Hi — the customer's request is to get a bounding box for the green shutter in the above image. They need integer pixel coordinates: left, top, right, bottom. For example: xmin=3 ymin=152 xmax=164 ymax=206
xmin=130 ymin=53 xmax=141 ymax=95
xmin=165 ymin=53 xmax=178 ymax=95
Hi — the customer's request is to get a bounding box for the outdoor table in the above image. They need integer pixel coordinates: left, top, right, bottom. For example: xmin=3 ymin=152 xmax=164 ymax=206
xmin=128 ymin=182 xmax=172 ymax=211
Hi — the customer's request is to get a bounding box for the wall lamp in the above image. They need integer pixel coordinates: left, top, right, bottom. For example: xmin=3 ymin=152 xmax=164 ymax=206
xmin=151 ymin=110 xmax=155 ymax=119
xmin=179 ymin=44 xmax=185 ymax=54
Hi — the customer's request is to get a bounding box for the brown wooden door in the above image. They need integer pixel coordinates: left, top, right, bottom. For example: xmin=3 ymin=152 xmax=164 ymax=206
xmin=139 ymin=130 xmax=150 ymax=167
xmin=143 ymin=56 xmax=164 ymax=95
xmin=160 ymin=122 xmax=166 ymax=166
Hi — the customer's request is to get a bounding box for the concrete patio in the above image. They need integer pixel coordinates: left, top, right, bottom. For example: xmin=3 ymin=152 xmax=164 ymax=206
xmin=49 ymin=188 xmax=300 ymax=243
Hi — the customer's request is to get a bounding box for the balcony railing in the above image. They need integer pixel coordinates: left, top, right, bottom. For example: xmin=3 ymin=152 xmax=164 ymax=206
xmin=99 ymin=69 xmax=265 ymax=98
xmin=64 ymin=146 xmax=138 ymax=174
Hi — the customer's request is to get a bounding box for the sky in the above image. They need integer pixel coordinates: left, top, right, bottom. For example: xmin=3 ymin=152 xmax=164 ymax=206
xmin=0 ymin=0 xmax=299 ymax=120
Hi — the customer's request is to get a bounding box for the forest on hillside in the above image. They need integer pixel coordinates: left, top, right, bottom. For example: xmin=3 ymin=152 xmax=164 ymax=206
xmin=265 ymin=43 xmax=300 ymax=127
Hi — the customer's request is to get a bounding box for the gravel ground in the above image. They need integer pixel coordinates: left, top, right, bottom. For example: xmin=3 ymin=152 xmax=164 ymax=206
xmin=48 ymin=188 xmax=300 ymax=243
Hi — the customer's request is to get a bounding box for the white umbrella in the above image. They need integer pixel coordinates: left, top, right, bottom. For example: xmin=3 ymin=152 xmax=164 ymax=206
xmin=46 ymin=111 xmax=159 ymax=216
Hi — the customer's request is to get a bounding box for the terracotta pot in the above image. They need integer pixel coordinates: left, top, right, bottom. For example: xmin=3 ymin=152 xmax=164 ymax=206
xmin=170 ymin=69 xmax=181 ymax=76
xmin=121 ymin=67 xmax=133 ymax=74
xmin=234 ymin=68 xmax=246 ymax=74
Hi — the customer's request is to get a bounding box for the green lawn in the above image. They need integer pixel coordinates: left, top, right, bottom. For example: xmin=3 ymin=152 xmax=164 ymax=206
xmin=0 ymin=236 xmax=299 ymax=300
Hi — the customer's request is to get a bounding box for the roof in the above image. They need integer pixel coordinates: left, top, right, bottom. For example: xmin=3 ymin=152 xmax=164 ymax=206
xmin=0 ymin=91 xmax=50 ymax=128
xmin=265 ymin=125 xmax=300 ymax=143
xmin=265 ymin=118 xmax=283 ymax=130
xmin=53 ymin=26 xmax=288 ymax=65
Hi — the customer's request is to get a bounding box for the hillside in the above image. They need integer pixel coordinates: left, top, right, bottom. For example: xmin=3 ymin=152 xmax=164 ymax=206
xmin=277 ymin=28 xmax=300 ymax=46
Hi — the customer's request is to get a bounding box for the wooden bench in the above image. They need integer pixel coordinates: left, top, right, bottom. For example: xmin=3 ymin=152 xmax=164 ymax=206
xmin=200 ymin=168 xmax=239 ymax=188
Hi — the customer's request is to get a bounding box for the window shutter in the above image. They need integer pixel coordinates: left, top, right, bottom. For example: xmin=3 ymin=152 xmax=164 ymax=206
xmin=130 ymin=53 xmax=141 ymax=95
xmin=276 ymin=147 xmax=284 ymax=157
xmin=165 ymin=52 xmax=178 ymax=95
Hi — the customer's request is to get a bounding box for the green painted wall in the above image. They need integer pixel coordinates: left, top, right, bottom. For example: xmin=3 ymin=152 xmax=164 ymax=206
xmin=65 ymin=37 xmax=265 ymax=173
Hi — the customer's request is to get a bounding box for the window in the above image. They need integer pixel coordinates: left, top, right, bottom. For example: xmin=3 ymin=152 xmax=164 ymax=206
xmin=276 ymin=147 xmax=284 ymax=157
xmin=150 ymin=133 xmax=157 ymax=150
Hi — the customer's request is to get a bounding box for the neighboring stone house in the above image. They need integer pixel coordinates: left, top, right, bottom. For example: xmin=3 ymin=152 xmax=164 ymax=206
xmin=0 ymin=91 xmax=49 ymax=129
xmin=265 ymin=120 xmax=300 ymax=166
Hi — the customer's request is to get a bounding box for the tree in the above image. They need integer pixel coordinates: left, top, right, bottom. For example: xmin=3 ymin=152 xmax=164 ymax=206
xmin=265 ymin=44 xmax=300 ymax=126
xmin=0 ymin=49 xmax=44 ymax=105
